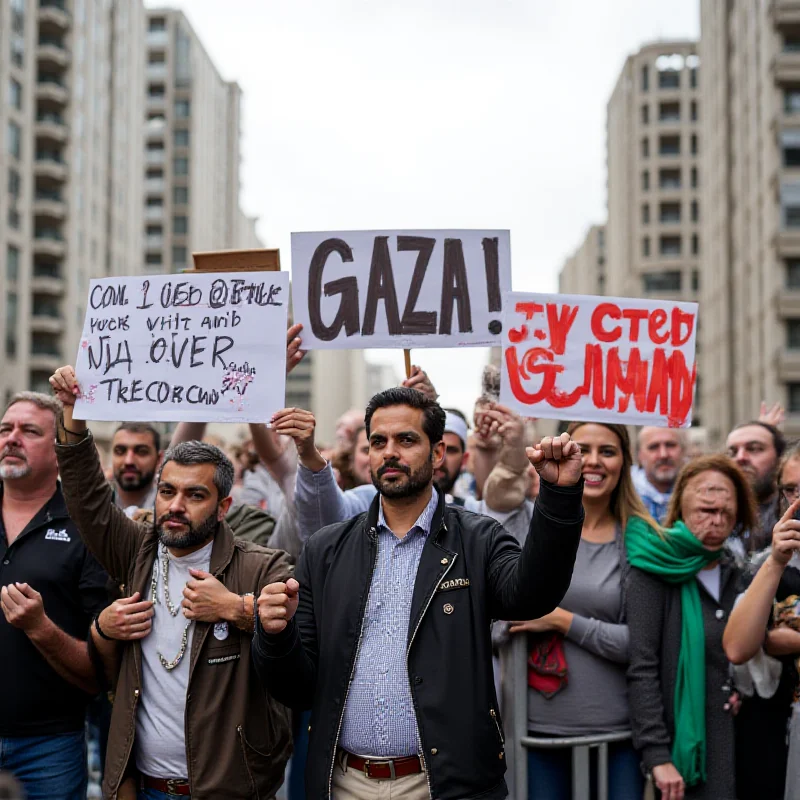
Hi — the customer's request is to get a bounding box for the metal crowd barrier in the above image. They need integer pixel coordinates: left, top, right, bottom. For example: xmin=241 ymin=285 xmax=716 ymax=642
xmin=501 ymin=633 xmax=634 ymax=800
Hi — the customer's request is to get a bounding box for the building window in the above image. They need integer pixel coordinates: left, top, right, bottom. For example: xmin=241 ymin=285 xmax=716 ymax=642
xmin=148 ymin=83 xmax=165 ymax=98
xmin=175 ymin=99 xmax=190 ymax=118
xmin=788 ymin=320 xmax=800 ymax=349
xmin=659 ymin=135 xmax=680 ymax=156
xmin=173 ymin=215 xmax=188 ymax=234
xmin=660 ymin=235 xmax=682 ymax=256
xmin=146 ymin=140 xmax=164 ymax=151
xmin=6 ymin=293 xmax=17 ymax=358
xmin=786 ymin=205 xmax=800 ymax=228
xmin=659 ymin=101 xmax=680 ymax=122
xmin=145 ymin=252 xmax=162 ymax=265
xmin=148 ymin=50 xmax=166 ymax=64
xmin=789 ymin=383 xmax=800 ymax=413
xmin=172 ymin=246 xmax=187 ymax=266
xmin=643 ymin=271 xmax=682 ymax=292
xmin=149 ymin=16 xmax=166 ymax=31
xmin=691 ymin=270 xmax=700 ymax=292
xmin=7 ymin=121 xmax=21 ymax=159
xmin=659 ymin=168 xmax=681 ymax=189
xmin=691 ymin=134 xmax=698 ymax=156
xmin=786 ymin=89 xmax=800 ymax=115
xmin=9 ymin=78 xmax=22 ymax=110
xmin=146 ymin=196 xmax=163 ymax=207
xmin=642 ymin=204 xmax=650 ymax=224
xmin=146 ymin=224 xmax=162 ymax=236
xmin=641 ymin=137 xmax=650 ymax=158
xmin=691 ymin=101 xmax=698 ymax=121
xmin=146 ymin=167 xmax=163 ymax=179
xmin=173 ymin=157 xmax=189 ymax=176
xmin=691 ymin=166 xmax=698 ymax=188
xmin=7 ymin=209 xmax=20 ymax=229
xmin=659 ymin=70 xmax=680 ymax=89
xmin=691 ymin=234 xmax=699 ymax=255
xmin=691 ymin=201 xmax=699 ymax=222
xmin=6 ymin=246 xmax=19 ymax=281
xmin=174 ymin=129 xmax=189 ymax=147
xmin=641 ymin=65 xmax=649 ymax=92
xmin=689 ymin=68 xmax=697 ymax=89
xmin=8 ymin=168 xmax=20 ymax=199
xmin=173 ymin=186 xmax=189 ymax=204
xmin=641 ymin=105 xmax=649 ymax=125
xmin=642 ymin=237 xmax=651 ymax=257
xmin=788 ymin=259 xmax=800 ymax=288
xmin=659 ymin=202 xmax=681 ymax=223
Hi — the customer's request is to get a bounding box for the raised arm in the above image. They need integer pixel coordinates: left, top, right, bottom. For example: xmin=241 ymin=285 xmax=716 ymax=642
xmin=487 ymin=434 xmax=584 ymax=621
xmin=479 ymin=403 xmax=532 ymax=513
xmin=272 ymin=407 xmax=375 ymax=537
xmin=724 ymin=500 xmax=800 ymax=663
xmin=49 ymin=366 xmax=143 ymax=581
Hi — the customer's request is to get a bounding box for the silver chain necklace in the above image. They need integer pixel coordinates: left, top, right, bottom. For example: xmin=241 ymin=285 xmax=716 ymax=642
xmin=150 ymin=544 xmax=192 ymax=671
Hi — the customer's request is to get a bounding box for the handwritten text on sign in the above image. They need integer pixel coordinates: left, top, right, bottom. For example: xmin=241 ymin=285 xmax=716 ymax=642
xmin=291 ymin=230 xmax=511 ymax=349
xmin=72 ymin=272 xmax=289 ymax=423
xmin=499 ymin=293 xmax=698 ymax=428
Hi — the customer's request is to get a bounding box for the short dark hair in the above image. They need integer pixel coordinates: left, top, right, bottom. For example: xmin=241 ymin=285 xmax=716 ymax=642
xmin=364 ymin=387 xmax=445 ymax=446
xmin=114 ymin=422 xmax=161 ymax=452
xmin=160 ymin=440 xmax=234 ymax=499
xmin=730 ymin=420 xmax=786 ymax=459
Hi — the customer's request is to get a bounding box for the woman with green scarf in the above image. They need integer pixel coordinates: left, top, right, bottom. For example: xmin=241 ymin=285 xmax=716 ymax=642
xmin=626 ymin=454 xmax=757 ymax=799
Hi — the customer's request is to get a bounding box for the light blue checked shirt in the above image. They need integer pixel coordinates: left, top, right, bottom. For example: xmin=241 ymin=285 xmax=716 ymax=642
xmin=338 ymin=489 xmax=439 ymax=757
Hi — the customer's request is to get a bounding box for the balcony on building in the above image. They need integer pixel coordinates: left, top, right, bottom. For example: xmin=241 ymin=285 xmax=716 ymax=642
xmin=34 ymin=148 xmax=67 ymax=182
xmin=38 ymin=0 xmax=70 ymax=32
xmin=31 ymin=259 xmax=65 ymax=295
xmin=771 ymin=1 xmax=800 ymax=27
xmin=30 ymin=296 xmax=64 ymax=334
xmin=37 ymin=34 xmax=69 ymax=70
xmin=35 ymin=72 xmax=68 ymax=105
xmin=146 ymin=149 xmax=165 ymax=166
xmin=29 ymin=332 xmax=62 ymax=372
xmin=34 ymin=111 xmax=68 ymax=143
xmin=33 ymin=227 xmax=65 ymax=259
xmin=32 ymin=187 xmax=66 ymax=220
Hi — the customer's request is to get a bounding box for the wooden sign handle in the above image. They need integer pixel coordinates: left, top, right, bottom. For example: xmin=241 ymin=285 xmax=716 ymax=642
xmin=404 ymin=349 xmax=412 ymax=380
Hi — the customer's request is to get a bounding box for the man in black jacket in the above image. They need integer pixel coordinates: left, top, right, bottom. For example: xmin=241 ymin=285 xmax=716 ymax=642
xmin=253 ymin=388 xmax=584 ymax=800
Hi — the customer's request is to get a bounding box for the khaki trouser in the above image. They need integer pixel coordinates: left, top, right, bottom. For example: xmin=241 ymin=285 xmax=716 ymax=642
xmin=332 ymin=750 xmax=430 ymax=800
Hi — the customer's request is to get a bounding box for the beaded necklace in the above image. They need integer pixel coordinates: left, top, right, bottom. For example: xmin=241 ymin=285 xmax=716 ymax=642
xmin=150 ymin=544 xmax=192 ymax=671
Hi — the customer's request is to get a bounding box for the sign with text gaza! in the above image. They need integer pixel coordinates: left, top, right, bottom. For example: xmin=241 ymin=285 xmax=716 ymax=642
xmin=72 ymin=272 xmax=289 ymax=423
xmin=291 ymin=230 xmax=511 ymax=349
xmin=500 ymin=292 xmax=698 ymax=427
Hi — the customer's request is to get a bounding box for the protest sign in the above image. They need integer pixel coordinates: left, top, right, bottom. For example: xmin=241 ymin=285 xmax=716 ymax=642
xmin=499 ymin=292 xmax=698 ymax=428
xmin=72 ymin=271 xmax=289 ymax=423
xmin=291 ymin=230 xmax=511 ymax=349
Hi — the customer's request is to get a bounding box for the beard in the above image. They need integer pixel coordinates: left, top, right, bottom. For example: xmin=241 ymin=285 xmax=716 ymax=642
xmin=752 ymin=469 xmax=778 ymax=503
xmin=371 ymin=455 xmax=434 ymax=499
xmin=116 ymin=467 xmax=156 ymax=492
xmin=0 ymin=448 xmax=30 ymax=480
xmin=156 ymin=509 xmax=218 ymax=550
xmin=650 ymin=462 xmax=679 ymax=485
xmin=434 ymin=465 xmax=460 ymax=495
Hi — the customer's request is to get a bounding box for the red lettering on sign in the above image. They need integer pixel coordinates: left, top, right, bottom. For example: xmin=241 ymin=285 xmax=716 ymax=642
xmin=591 ymin=303 xmax=623 ymax=342
xmin=671 ymin=308 xmax=694 ymax=347
xmin=507 ymin=325 xmax=528 ymax=344
xmin=546 ymin=304 xmax=579 ymax=355
xmin=515 ymin=302 xmax=544 ymax=321
xmin=648 ymin=309 xmax=669 ymax=345
xmin=504 ymin=347 xmax=563 ymax=404
xmin=621 ymin=308 xmax=648 ymax=343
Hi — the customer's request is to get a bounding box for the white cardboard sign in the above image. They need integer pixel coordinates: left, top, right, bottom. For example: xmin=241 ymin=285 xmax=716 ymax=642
xmin=290 ymin=229 xmax=511 ymax=349
xmin=499 ymin=292 xmax=698 ymax=428
xmin=72 ymin=272 xmax=289 ymax=423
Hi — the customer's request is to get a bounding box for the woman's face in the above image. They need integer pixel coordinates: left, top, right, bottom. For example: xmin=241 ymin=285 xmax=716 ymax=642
xmin=680 ymin=470 xmax=737 ymax=550
xmin=572 ymin=424 xmax=624 ymax=503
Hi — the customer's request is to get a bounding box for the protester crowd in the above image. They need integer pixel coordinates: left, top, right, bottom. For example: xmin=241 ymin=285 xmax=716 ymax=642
xmin=1 ymin=324 xmax=800 ymax=800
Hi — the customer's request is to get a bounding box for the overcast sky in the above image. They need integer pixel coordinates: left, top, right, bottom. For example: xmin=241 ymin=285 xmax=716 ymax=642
xmin=145 ymin=0 xmax=699 ymax=418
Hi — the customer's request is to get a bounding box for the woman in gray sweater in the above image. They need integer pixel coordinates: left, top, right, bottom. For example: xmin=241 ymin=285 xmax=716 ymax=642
xmin=509 ymin=422 xmax=657 ymax=799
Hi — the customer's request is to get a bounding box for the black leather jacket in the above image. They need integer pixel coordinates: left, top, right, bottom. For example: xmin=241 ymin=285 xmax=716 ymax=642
xmin=252 ymin=479 xmax=584 ymax=800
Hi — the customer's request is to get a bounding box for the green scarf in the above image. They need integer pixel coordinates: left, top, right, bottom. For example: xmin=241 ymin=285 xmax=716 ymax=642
xmin=625 ymin=517 xmax=720 ymax=787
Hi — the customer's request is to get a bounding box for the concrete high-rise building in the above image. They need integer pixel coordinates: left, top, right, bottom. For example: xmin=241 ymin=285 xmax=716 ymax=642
xmin=606 ymin=40 xmax=703 ymax=422
xmin=699 ymin=0 xmax=800 ymax=445
xmin=143 ymin=8 xmax=257 ymax=273
xmin=558 ymin=224 xmax=606 ymax=295
xmin=0 ymin=0 xmax=146 ymax=404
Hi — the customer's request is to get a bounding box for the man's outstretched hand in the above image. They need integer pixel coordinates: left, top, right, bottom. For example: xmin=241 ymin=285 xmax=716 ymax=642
xmin=258 ymin=579 xmax=300 ymax=634
xmin=526 ymin=433 xmax=582 ymax=486
xmin=49 ymin=365 xmax=80 ymax=407
xmin=286 ymin=323 xmax=306 ymax=375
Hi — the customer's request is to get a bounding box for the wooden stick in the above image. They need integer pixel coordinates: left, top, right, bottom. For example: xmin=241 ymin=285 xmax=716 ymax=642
xmin=404 ymin=348 xmax=412 ymax=379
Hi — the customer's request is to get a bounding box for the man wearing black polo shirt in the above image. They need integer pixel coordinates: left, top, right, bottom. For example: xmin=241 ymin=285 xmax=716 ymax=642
xmin=0 ymin=392 xmax=108 ymax=800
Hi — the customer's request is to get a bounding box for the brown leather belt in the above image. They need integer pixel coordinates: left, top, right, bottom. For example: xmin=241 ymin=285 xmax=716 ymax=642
xmin=139 ymin=775 xmax=191 ymax=796
xmin=344 ymin=751 xmax=423 ymax=779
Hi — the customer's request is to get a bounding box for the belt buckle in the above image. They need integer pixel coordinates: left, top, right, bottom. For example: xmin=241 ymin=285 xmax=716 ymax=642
xmin=165 ymin=779 xmax=182 ymax=795
xmin=363 ymin=758 xmax=396 ymax=780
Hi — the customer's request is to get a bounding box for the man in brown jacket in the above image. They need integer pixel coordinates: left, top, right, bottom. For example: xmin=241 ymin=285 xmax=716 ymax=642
xmin=50 ymin=365 xmax=293 ymax=800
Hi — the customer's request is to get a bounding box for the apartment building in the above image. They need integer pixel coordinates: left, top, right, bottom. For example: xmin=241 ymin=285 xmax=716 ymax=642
xmin=0 ymin=0 xmax=145 ymax=403
xmin=558 ymin=224 xmax=606 ymax=295
xmin=143 ymin=8 xmax=251 ymax=273
xmin=699 ymin=0 xmax=800 ymax=445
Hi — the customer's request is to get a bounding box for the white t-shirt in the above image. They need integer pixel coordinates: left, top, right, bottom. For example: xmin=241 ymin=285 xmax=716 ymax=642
xmin=696 ymin=564 xmax=721 ymax=602
xmin=135 ymin=540 xmax=213 ymax=779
